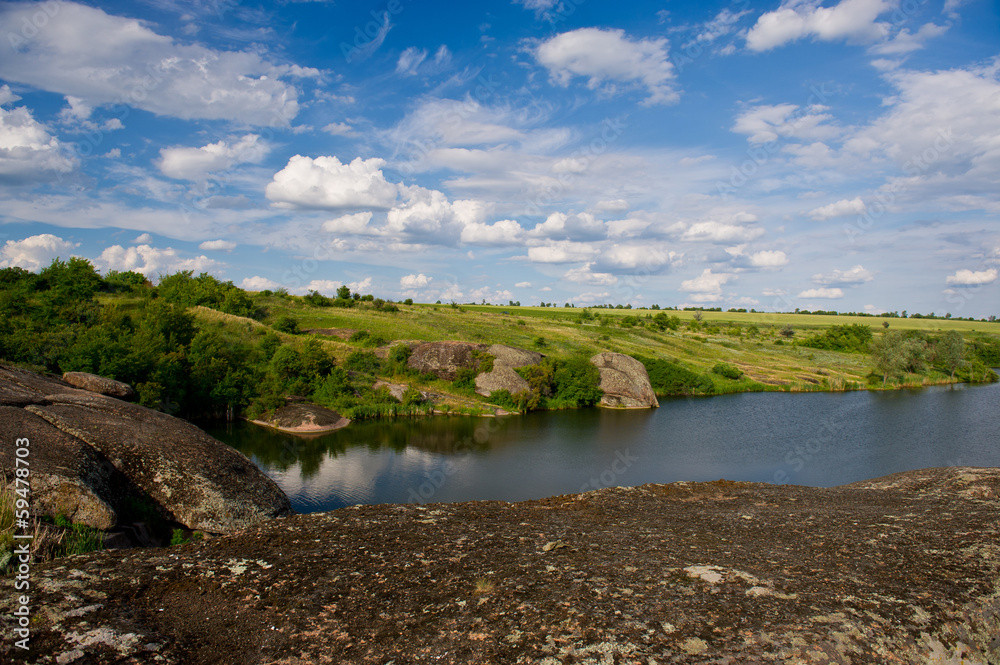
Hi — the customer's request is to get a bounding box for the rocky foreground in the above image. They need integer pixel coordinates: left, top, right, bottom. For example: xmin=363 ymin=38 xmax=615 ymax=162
xmin=3 ymin=467 xmax=999 ymax=664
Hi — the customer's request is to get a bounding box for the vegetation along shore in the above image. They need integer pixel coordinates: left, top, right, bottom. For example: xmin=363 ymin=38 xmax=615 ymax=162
xmin=1 ymin=259 xmax=997 ymax=427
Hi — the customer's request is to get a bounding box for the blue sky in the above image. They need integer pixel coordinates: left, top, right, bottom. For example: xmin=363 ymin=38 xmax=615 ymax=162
xmin=1 ymin=0 xmax=998 ymax=316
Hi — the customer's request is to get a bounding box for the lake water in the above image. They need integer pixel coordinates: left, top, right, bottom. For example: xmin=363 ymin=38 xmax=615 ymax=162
xmin=203 ymin=379 xmax=1000 ymax=514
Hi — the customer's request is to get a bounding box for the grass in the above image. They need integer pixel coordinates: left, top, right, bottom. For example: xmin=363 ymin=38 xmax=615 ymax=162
xmin=194 ymin=296 xmax=1000 ymax=401
xmin=473 ymin=578 xmax=496 ymax=594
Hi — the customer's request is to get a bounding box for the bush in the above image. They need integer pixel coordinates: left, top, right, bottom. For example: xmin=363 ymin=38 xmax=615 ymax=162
xmin=272 ymin=315 xmax=300 ymax=334
xmin=711 ymin=362 xmax=744 ymax=380
xmin=636 ymin=356 xmax=704 ymax=395
xmin=552 ymin=356 xmax=603 ymax=407
xmin=345 ymin=351 xmax=381 ymax=375
xmin=800 ymin=324 xmax=873 ymax=353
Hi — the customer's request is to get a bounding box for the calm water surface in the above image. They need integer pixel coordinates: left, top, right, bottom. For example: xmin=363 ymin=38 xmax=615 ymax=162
xmin=204 ymin=380 xmax=1000 ymax=513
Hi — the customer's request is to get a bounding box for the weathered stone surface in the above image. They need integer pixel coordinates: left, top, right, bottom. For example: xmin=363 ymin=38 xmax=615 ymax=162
xmin=0 ymin=407 xmax=125 ymax=530
xmin=0 ymin=362 xmax=292 ymax=534
xmin=252 ymin=402 xmax=350 ymax=434
xmin=25 ymin=393 xmax=292 ymax=532
xmin=62 ymin=371 xmax=136 ymax=401
xmin=589 ymin=351 xmax=659 ymax=408
xmin=407 ymin=341 xmax=487 ymax=380
xmin=372 ymin=380 xmax=427 ymax=402
xmin=3 ymin=467 xmax=998 ymax=664
xmin=474 ymin=344 xmax=543 ymax=397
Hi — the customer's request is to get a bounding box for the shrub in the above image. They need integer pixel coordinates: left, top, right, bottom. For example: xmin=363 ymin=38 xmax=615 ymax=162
xmin=345 ymin=350 xmax=381 ymax=374
xmin=800 ymin=324 xmax=873 ymax=353
xmin=552 ymin=356 xmax=603 ymax=407
xmin=272 ymin=315 xmax=300 ymax=334
xmin=711 ymin=362 xmax=744 ymax=380
xmin=635 ymin=356 xmax=704 ymax=395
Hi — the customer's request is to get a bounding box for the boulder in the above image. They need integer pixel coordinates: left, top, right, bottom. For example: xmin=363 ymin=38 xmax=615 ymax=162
xmin=475 ymin=344 xmax=544 ymax=397
xmin=589 ymin=352 xmax=659 ymax=408
xmin=407 ymin=341 xmax=487 ymax=380
xmin=252 ymin=403 xmax=350 ymax=435
xmin=0 ymin=407 xmax=126 ymax=530
xmin=0 ymin=362 xmax=292 ymax=534
xmin=62 ymin=371 xmax=136 ymax=401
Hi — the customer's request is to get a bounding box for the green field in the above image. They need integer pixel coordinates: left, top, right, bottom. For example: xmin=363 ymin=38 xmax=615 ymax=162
xmin=237 ymin=295 xmax=1000 ymax=395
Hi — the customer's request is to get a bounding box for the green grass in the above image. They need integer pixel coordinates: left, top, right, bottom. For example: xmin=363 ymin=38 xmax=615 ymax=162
xmin=230 ymin=296 xmax=998 ymax=398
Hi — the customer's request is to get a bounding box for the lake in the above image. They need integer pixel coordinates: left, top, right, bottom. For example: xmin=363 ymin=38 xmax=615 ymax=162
xmin=203 ymin=379 xmax=1000 ymax=514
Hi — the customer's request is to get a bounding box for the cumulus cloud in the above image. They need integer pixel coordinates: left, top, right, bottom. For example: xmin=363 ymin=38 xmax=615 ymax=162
xmin=241 ymin=276 xmax=280 ymax=291
xmin=95 ymin=244 xmax=220 ymax=278
xmin=460 ymin=219 xmax=524 ymax=246
xmin=746 ymin=0 xmax=894 ymax=52
xmin=680 ymin=269 xmax=735 ymax=296
xmin=199 ymin=240 xmax=237 ymax=251
xmin=534 ymin=28 xmax=678 ymax=105
xmin=515 ymin=281 xmax=532 ymax=288
xmin=400 ymin=273 xmax=432 ymax=288
xmin=797 ymin=287 xmax=845 ymax=299
xmin=266 ymin=156 xmax=400 ymax=210
xmin=320 ymin=212 xmax=374 ymax=235
xmin=323 ymin=122 xmax=358 ymax=137
xmin=133 ymin=233 xmax=153 ymax=244
xmin=681 ymin=221 xmax=765 ymax=243
xmin=529 ymin=212 xmax=606 ymax=241
xmin=945 ymin=268 xmax=998 ymax=286
xmin=813 ymin=264 xmax=874 ymax=285
xmin=748 ymin=250 xmax=789 ymax=268
xmin=0 ymin=99 xmax=77 ymax=182
xmin=808 ymin=197 xmax=867 ymax=220
xmin=158 ymin=135 xmax=269 ymax=181
xmin=527 ymin=241 xmax=600 ymax=264
xmin=564 ymin=263 xmax=618 ymax=286
xmin=0 ymin=2 xmax=305 ymax=125
xmin=0 ymin=234 xmax=79 ymax=270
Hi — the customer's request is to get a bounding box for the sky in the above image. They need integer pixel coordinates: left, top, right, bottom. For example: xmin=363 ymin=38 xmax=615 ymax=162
xmin=0 ymin=0 xmax=998 ymax=317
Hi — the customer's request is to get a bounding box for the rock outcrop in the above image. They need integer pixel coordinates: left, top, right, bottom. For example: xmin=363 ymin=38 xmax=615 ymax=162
xmin=3 ymin=467 xmax=998 ymax=664
xmin=407 ymin=341 xmax=488 ymax=380
xmin=252 ymin=402 xmax=350 ymax=434
xmin=61 ymin=371 xmax=136 ymax=401
xmin=589 ymin=352 xmax=659 ymax=408
xmin=475 ymin=344 xmax=543 ymax=397
xmin=0 ymin=363 xmax=292 ymax=533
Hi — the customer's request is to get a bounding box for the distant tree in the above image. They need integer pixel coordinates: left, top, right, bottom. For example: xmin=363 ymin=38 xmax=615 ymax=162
xmin=937 ymin=330 xmax=966 ymax=379
xmin=692 ymin=311 xmax=704 ymax=322
xmin=869 ymin=330 xmax=916 ymax=385
xmin=779 ymin=324 xmax=795 ymax=338
xmin=336 ymin=284 xmax=351 ymax=300
xmin=882 ymin=320 xmax=890 ymax=329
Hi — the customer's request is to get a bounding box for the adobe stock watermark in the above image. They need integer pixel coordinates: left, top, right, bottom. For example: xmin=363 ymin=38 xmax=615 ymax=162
xmin=843 ymin=127 xmax=955 ymax=244
xmin=407 ymin=418 xmax=506 ymax=504
xmin=579 ymin=449 xmax=638 ymax=492
xmin=772 ymin=416 xmax=840 ymax=485
xmin=340 ymin=0 xmax=405 ymax=64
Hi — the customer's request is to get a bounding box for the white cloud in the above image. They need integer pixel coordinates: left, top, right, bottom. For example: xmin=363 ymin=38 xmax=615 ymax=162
xmin=680 ymin=269 xmax=735 ymax=294
xmin=945 ymin=268 xmax=998 ymax=286
xmin=95 ymin=244 xmax=220 ymax=279
xmin=266 ymin=155 xmax=400 ymax=210
xmin=348 ymin=277 xmax=373 ymax=293
xmin=199 ymin=239 xmax=237 ymax=251
xmin=0 ymin=234 xmax=79 ymax=270
xmin=241 ymin=276 xmax=280 ymax=291
xmin=460 ymin=219 xmax=525 ymax=246
xmin=322 ymin=212 xmax=376 ymax=235
xmin=133 ymin=233 xmax=153 ymax=244
xmin=732 ymin=103 xmax=839 ymax=145
xmin=400 ymin=273 xmax=433 ymax=288
xmin=323 ymin=122 xmax=357 ymax=137
xmin=0 ymin=101 xmax=76 ymax=182
xmin=746 ymin=0 xmax=894 ymax=52
xmin=869 ymin=22 xmax=948 ymax=56
xmin=564 ymin=263 xmax=618 ymax=286
xmin=529 ymin=212 xmax=606 ymax=240
xmin=527 ymin=241 xmax=600 ymax=264
xmin=0 ymin=85 xmax=21 ymax=106
xmin=158 ymin=135 xmax=269 ymax=181
xmin=396 ymin=47 xmax=427 ymax=76
xmin=748 ymin=250 xmax=789 ymax=268
xmin=595 ymin=199 xmax=629 ymax=212
xmin=534 ymin=28 xmax=678 ymax=105
xmin=797 ymin=287 xmax=845 ymax=299
xmin=304 ymin=280 xmax=342 ymax=295
xmin=808 ymin=197 xmax=867 ymax=220
xmin=681 ymin=221 xmax=765 ymax=243
xmin=813 ymin=264 xmax=874 ymax=285
xmin=0 ymin=2 xmax=305 ymax=125
xmin=515 ymin=281 xmax=532 ymax=288
xmin=385 ymin=188 xmax=486 ymax=243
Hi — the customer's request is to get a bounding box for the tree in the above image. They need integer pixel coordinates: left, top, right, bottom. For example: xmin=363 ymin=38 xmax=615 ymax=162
xmin=869 ymin=330 xmax=911 ymax=385
xmin=937 ymin=330 xmax=966 ymax=379
xmin=336 ymin=284 xmax=351 ymax=300
xmin=780 ymin=324 xmax=795 ymax=338
xmin=692 ymin=311 xmax=704 ymax=322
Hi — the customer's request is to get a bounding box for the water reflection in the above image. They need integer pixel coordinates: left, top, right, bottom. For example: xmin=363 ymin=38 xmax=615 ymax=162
xmin=202 ymin=378 xmax=1000 ymax=513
